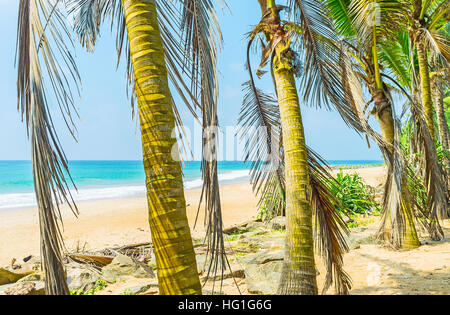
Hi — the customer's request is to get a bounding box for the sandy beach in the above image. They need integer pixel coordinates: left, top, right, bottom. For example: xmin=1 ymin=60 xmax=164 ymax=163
xmin=0 ymin=166 xmax=386 ymax=266
xmin=2 ymin=165 xmax=450 ymax=295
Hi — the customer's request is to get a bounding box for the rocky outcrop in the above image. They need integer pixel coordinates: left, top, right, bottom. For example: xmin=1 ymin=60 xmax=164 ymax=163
xmin=269 ymin=216 xmax=286 ymax=230
xmin=66 ymin=265 xmax=101 ymax=292
xmin=1 ymin=281 xmax=45 ymax=295
xmin=101 ymin=254 xmax=155 ymax=283
xmin=245 ymin=261 xmax=283 ymax=295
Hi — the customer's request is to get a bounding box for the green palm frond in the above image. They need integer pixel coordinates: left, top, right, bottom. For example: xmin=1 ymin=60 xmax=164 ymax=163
xmin=378 ymin=35 xmax=412 ymax=87
xmin=16 ymin=0 xmax=81 ymax=295
xmin=324 ymin=0 xmax=356 ymax=37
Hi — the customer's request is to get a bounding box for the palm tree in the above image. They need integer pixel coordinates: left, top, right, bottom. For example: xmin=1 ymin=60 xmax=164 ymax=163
xmin=68 ymin=0 xmax=226 ymax=295
xmin=16 ymin=0 xmax=81 ymax=295
xmin=408 ymin=0 xmax=450 ymax=141
xmin=324 ymin=0 xmax=449 ymax=247
xmin=431 ymin=73 xmax=450 ymax=152
xmin=324 ymin=0 xmax=423 ymax=248
xmin=238 ymin=0 xmax=360 ymax=294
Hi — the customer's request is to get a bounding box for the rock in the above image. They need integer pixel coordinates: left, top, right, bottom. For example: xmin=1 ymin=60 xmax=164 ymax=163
xmin=223 ymin=220 xmax=264 ymax=235
xmin=345 ymin=233 xmax=374 ymax=250
xmin=0 ymin=268 xmax=32 ymax=285
xmin=240 ymin=249 xmax=284 ymax=266
xmin=269 ymin=216 xmax=286 ymax=230
xmin=101 ymin=255 xmax=155 ymax=283
xmin=196 ymin=254 xmax=208 ymax=274
xmin=245 ymin=221 xmax=265 ymax=232
xmin=123 ymin=280 xmax=158 ymax=295
xmin=67 ymin=266 xmax=101 ymax=292
xmin=245 ymin=261 xmax=283 ymax=295
xmin=14 ymin=256 xmax=41 ymax=273
xmin=18 ymin=272 xmax=44 ymax=282
xmin=196 ymin=255 xmax=244 ymax=280
xmin=2 ymin=281 xmax=45 ymax=295
xmin=248 ymin=236 xmax=284 ymax=250
xmin=242 ymin=248 xmax=286 ymax=294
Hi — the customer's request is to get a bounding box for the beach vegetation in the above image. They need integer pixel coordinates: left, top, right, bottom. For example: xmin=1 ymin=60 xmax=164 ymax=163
xmin=327 ymin=170 xmax=380 ymax=217
xmin=70 ymin=279 xmax=107 ymax=295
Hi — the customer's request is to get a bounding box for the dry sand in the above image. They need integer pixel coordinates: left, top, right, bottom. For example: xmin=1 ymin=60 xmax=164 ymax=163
xmin=0 ymin=166 xmax=387 ymax=266
xmin=1 ymin=165 xmax=449 ymax=295
xmin=0 ymin=182 xmax=260 ymax=266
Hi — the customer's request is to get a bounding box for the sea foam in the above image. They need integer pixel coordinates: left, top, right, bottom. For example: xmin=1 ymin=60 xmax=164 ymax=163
xmin=0 ymin=170 xmax=250 ymax=211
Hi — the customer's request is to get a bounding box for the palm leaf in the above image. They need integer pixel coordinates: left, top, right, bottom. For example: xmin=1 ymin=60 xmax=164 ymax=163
xmin=179 ymin=0 xmax=234 ymax=292
xmin=16 ymin=0 xmax=80 ymax=295
xmin=287 ymin=0 xmax=364 ymax=133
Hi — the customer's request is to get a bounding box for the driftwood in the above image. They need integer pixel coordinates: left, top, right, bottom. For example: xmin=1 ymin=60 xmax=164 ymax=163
xmin=67 ymin=242 xmax=154 ymax=269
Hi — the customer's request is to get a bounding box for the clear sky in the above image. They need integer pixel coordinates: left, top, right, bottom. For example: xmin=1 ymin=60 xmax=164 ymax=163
xmin=0 ymin=0 xmax=382 ymax=161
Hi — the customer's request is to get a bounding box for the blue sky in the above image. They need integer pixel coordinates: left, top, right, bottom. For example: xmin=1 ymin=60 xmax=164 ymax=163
xmin=0 ymin=0 xmax=382 ymax=161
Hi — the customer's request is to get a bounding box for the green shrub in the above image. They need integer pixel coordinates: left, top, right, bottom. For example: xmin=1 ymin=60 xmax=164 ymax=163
xmin=327 ymin=170 xmax=380 ymax=217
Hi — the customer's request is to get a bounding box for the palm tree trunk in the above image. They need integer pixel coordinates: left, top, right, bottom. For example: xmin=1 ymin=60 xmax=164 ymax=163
xmin=274 ymin=46 xmax=318 ymax=295
xmin=432 ymin=78 xmax=450 ymax=149
xmin=373 ymin=93 xmax=420 ymax=249
xmin=416 ymin=41 xmax=436 ymax=142
xmin=122 ymin=0 xmax=201 ymax=295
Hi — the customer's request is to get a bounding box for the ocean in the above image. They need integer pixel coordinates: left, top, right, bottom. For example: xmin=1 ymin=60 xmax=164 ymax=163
xmin=0 ymin=160 xmax=382 ymax=211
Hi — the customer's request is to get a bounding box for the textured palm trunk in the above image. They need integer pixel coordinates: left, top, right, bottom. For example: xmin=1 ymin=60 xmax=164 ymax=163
xmin=431 ymin=78 xmax=450 ymax=188
xmin=416 ymin=42 xmax=436 ymax=142
xmin=432 ymin=79 xmax=450 ymax=149
xmin=122 ymin=0 xmax=201 ymax=295
xmin=374 ymin=93 xmax=420 ymax=249
xmin=274 ymin=47 xmax=318 ymax=295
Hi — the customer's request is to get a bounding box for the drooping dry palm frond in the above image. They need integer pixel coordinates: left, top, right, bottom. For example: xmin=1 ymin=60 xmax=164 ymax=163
xmin=239 ymin=35 xmax=283 ymax=197
xmin=337 ymin=47 xmax=423 ymax=248
xmin=419 ymin=28 xmax=450 ymax=64
xmin=410 ymin=97 xmax=449 ymax=221
xmin=16 ymin=0 xmax=80 ymax=295
xmin=68 ymin=0 xmax=200 ymax=123
xmin=179 ymin=0 xmax=233 ymax=291
xmin=309 ymin=150 xmax=351 ymax=295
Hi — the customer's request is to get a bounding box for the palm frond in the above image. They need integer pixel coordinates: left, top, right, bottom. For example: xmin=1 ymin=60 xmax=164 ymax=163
xmin=178 ymin=0 xmax=231 ymax=292
xmin=410 ymin=98 xmax=449 ymax=221
xmin=287 ymin=0 xmax=364 ymax=133
xmin=68 ymin=0 xmax=201 ymax=122
xmin=16 ymin=0 xmax=80 ymax=295
xmin=420 ymin=28 xmax=450 ymax=64
xmin=308 ymin=149 xmax=352 ymax=295
xmin=323 ymin=0 xmax=356 ymax=37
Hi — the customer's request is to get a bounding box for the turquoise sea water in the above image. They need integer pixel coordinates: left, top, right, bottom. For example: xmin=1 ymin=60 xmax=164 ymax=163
xmin=0 ymin=160 xmax=382 ymax=210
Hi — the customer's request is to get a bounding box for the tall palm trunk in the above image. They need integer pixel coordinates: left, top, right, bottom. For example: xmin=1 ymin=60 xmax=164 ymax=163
xmin=416 ymin=42 xmax=436 ymax=141
xmin=122 ymin=0 xmax=201 ymax=295
xmin=432 ymin=78 xmax=450 ymax=149
xmin=373 ymin=92 xmax=420 ymax=249
xmin=274 ymin=45 xmax=318 ymax=295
